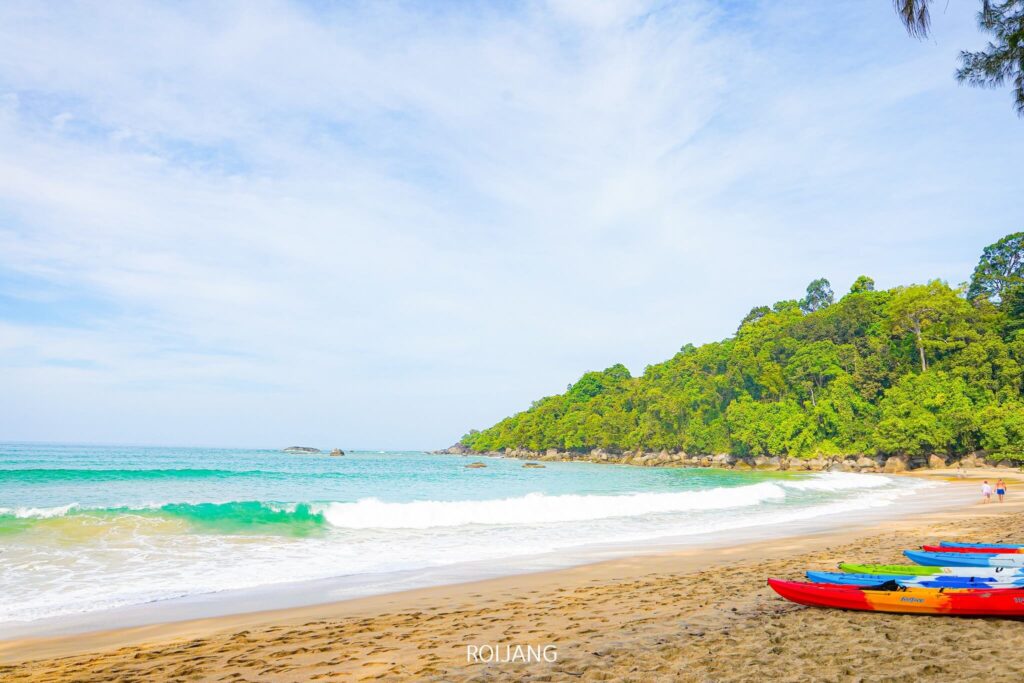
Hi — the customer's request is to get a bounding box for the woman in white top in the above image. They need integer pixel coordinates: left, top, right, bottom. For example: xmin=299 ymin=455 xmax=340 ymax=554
xmin=982 ymin=480 xmax=993 ymax=503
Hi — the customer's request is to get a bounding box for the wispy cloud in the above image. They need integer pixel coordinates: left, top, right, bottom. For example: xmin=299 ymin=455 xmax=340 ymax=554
xmin=0 ymin=0 xmax=1021 ymax=448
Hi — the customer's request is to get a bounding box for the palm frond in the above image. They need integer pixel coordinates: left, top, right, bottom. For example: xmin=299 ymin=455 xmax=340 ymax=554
xmin=894 ymin=0 xmax=933 ymax=38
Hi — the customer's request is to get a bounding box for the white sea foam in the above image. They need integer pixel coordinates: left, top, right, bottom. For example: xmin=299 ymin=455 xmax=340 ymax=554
xmin=0 ymin=503 xmax=80 ymax=518
xmin=319 ymin=483 xmax=788 ymax=529
xmin=777 ymin=471 xmax=890 ymax=492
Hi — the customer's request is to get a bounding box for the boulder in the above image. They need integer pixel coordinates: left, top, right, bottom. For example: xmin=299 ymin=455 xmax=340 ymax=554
xmin=753 ymin=455 xmax=782 ymax=470
xmin=806 ymin=458 xmax=828 ymax=471
xmin=465 ymin=461 xmax=487 ymax=469
xmin=960 ymin=452 xmax=984 ymax=468
xmin=283 ymin=446 xmax=321 ymax=454
xmin=855 ymin=456 xmax=877 ymax=469
xmin=712 ymin=453 xmax=736 ymax=467
xmin=522 ymin=462 xmax=546 ymax=469
xmin=927 ymin=454 xmax=947 ymax=469
xmin=329 ymin=448 xmax=345 ymax=456
xmin=883 ymin=455 xmax=909 ymax=473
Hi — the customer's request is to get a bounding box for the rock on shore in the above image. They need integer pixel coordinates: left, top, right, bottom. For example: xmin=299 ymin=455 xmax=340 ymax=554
xmin=430 ymin=445 xmax=1017 ymax=473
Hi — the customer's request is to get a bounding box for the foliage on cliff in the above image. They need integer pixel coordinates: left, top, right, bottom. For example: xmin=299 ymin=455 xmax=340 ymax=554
xmin=461 ymin=233 xmax=1024 ymax=459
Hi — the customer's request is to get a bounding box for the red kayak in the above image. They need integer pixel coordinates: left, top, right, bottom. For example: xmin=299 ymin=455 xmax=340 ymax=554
xmin=921 ymin=545 xmax=1024 ymax=554
xmin=768 ymin=578 xmax=1024 ymax=615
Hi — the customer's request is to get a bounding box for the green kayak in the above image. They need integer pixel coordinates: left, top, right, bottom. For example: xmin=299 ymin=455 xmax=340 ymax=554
xmin=839 ymin=562 xmax=1024 ymax=578
xmin=839 ymin=563 xmax=938 ymax=575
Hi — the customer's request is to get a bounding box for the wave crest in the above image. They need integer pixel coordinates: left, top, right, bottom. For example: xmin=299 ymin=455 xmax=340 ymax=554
xmin=321 ymin=482 xmax=788 ymax=529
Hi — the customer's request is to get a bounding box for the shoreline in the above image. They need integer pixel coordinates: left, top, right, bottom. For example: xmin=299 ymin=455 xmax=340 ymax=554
xmin=0 ymin=468 xmax=957 ymax=642
xmin=440 ymin=445 xmax=1024 ymax=474
xmin=4 ymin=473 xmax=1019 ymax=680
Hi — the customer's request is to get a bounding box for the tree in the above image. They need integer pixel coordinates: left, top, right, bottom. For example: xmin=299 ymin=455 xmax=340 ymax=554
xmin=978 ymin=400 xmax=1024 ymax=459
xmin=739 ymin=306 xmax=771 ymax=330
xmin=968 ymin=231 xmax=1024 ymax=302
xmin=849 ymin=275 xmax=876 ymax=294
xmin=785 ymin=341 xmax=844 ymax=407
xmin=566 ymin=364 xmax=631 ymax=402
xmin=875 ymin=371 xmax=977 ymax=455
xmin=1004 ymin=285 xmax=1024 ymax=334
xmin=800 ymin=278 xmax=834 ymax=313
xmin=894 ymin=1 xmax=1024 ymax=116
xmin=887 ymin=281 xmax=968 ymax=372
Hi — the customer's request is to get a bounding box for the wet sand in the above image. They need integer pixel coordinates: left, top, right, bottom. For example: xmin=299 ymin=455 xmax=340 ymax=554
xmin=3 ymin=471 xmax=1023 ymax=682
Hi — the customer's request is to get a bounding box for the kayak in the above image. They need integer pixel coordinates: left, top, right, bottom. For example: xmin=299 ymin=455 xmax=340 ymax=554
xmin=839 ymin=562 xmax=1024 ymax=577
xmin=940 ymin=541 xmax=1024 ymax=550
xmin=768 ymin=578 xmax=1024 ymax=615
xmin=905 ymin=550 xmax=1024 ymax=567
xmin=806 ymin=571 xmax=1023 ymax=588
xmin=922 ymin=545 xmax=1024 ymax=554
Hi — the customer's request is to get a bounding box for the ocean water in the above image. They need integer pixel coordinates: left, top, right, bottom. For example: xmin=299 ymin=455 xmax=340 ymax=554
xmin=0 ymin=443 xmax=937 ymax=626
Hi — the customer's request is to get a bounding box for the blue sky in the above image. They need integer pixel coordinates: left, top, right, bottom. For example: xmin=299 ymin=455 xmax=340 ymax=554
xmin=1 ymin=1 xmax=1022 ymax=449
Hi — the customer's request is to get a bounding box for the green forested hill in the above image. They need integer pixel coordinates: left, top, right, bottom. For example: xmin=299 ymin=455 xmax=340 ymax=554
xmin=461 ymin=234 xmax=1024 ymax=460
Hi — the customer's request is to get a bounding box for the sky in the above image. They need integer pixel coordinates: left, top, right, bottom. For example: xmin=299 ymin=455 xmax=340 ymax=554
xmin=1 ymin=1 xmax=1022 ymax=450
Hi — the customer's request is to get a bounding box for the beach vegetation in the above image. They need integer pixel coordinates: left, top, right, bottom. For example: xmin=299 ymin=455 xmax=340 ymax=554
xmin=461 ymin=233 xmax=1024 ymax=460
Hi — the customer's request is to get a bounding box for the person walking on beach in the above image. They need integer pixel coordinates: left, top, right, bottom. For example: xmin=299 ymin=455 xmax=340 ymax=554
xmin=982 ymin=480 xmax=993 ymax=503
xmin=996 ymin=478 xmax=1007 ymax=503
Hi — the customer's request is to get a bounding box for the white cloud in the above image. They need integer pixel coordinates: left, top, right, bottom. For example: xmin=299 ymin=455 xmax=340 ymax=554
xmin=0 ymin=0 xmax=1021 ymax=448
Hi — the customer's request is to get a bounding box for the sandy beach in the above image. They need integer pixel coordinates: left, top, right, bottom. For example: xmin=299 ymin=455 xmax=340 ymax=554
xmin=0 ymin=471 xmax=1022 ymax=681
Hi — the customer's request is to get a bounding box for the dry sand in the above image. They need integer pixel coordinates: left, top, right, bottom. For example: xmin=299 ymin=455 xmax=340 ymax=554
xmin=3 ymin=471 xmax=1024 ymax=682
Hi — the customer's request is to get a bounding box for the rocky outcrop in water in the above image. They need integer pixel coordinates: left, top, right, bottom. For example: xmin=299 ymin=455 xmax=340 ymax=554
xmin=283 ymin=446 xmax=321 ymax=454
xmin=329 ymin=449 xmax=345 ymax=456
xmin=430 ymin=445 xmax=1018 ymax=472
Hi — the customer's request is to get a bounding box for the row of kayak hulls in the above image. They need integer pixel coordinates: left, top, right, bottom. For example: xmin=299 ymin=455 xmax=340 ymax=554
xmin=770 ymin=541 xmax=1024 ymax=615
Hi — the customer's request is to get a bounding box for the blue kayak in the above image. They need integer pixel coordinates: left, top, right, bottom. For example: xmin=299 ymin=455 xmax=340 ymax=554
xmin=904 ymin=549 xmax=1024 ymax=567
xmin=940 ymin=541 xmax=1024 ymax=550
xmin=805 ymin=570 xmax=1019 ymax=588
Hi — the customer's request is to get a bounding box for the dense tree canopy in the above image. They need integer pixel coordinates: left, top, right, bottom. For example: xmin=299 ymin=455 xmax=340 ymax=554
xmin=461 ymin=233 xmax=1024 ymax=460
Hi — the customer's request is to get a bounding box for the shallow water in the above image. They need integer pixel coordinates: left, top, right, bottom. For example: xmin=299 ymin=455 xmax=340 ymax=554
xmin=0 ymin=442 xmax=940 ymax=627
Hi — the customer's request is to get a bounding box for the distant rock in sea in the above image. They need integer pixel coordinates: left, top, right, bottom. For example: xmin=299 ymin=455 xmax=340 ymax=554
xmin=329 ymin=448 xmax=345 ymax=456
xmin=465 ymin=461 xmax=487 ymax=469
xmin=283 ymin=446 xmax=321 ymax=454
xmin=522 ymin=462 xmax=545 ymax=468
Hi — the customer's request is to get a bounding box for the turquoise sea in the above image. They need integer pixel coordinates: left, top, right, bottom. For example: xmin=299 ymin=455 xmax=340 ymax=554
xmin=0 ymin=443 xmax=934 ymax=625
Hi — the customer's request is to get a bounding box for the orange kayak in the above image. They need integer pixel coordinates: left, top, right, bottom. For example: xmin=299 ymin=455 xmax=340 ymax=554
xmin=768 ymin=578 xmax=1024 ymax=616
